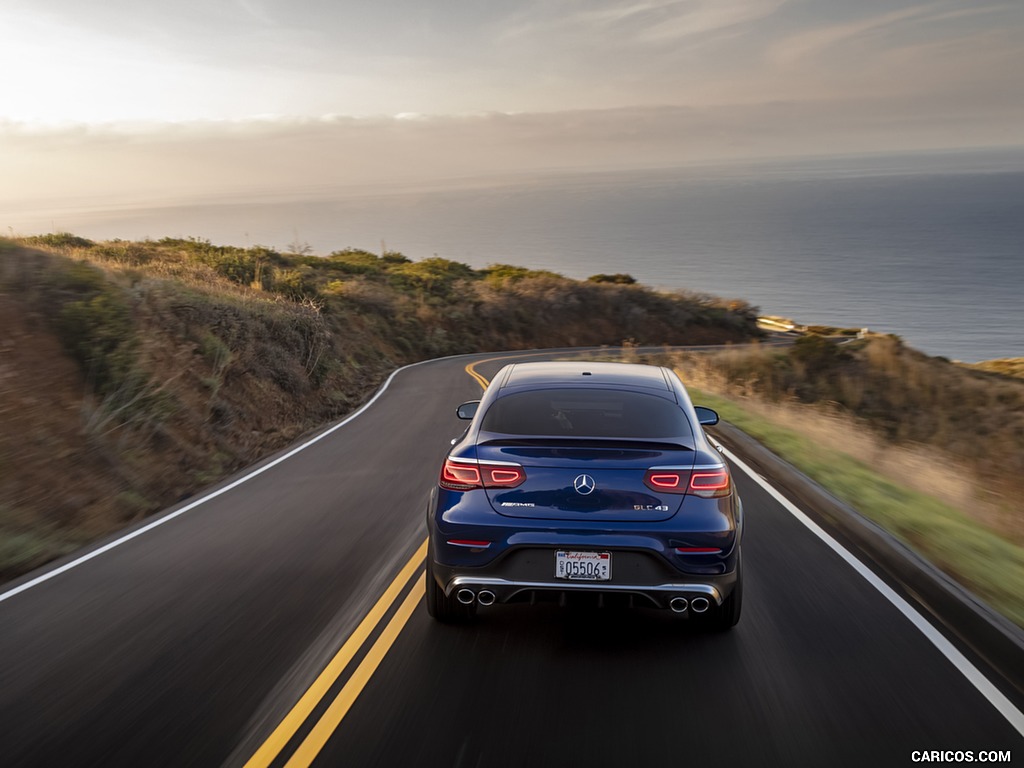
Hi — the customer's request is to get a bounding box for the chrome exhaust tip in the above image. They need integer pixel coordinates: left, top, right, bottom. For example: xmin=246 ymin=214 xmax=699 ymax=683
xmin=456 ymin=588 xmax=476 ymax=605
xmin=691 ymin=597 xmax=710 ymax=614
xmin=477 ymin=590 xmax=496 ymax=606
xmin=669 ymin=597 xmax=689 ymax=613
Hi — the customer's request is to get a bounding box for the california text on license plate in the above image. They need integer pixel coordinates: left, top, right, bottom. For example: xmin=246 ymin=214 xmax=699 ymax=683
xmin=555 ymin=551 xmax=611 ymax=581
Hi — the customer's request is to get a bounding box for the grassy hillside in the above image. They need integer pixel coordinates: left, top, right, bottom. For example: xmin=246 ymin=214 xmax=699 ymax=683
xmin=659 ymin=337 xmax=1024 ymax=624
xmin=967 ymin=358 xmax=1024 ymax=379
xmin=0 ymin=234 xmax=758 ymax=579
xmin=687 ymin=386 xmax=1024 ymax=626
xmin=673 ymin=336 xmax=1024 ymax=534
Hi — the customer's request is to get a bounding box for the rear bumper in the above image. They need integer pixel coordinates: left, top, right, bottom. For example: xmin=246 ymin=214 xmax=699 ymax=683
xmin=431 ymin=553 xmax=737 ymax=610
xmin=427 ymin=487 xmax=742 ymax=610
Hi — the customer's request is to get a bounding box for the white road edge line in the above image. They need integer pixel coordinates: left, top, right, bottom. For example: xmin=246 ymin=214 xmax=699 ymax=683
xmin=713 ymin=438 xmax=1024 ymax=738
xmin=0 ymin=357 xmax=442 ymax=605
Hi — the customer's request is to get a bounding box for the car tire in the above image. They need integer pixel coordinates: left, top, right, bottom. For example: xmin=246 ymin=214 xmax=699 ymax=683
xmin=425 ymin=556 xmax=476 ymax=623
xmin=706 ymin=555 xmax=743 ymax=631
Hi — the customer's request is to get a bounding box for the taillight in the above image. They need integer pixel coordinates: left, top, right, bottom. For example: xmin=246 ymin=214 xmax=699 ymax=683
xmin=689 ymin=469 xmax=731 ymax=498
xmin=644 ymin=469 xmax=690 ymax=494
xmin=441 ymin=461 xmax=481 ymax=490
xmin=440 ymin=459 xmax=526 ymax=490
xmin=643 ymin=467 xmax=731 ymax=498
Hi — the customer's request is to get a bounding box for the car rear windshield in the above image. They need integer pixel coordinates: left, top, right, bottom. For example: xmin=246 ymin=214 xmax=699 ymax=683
xmin=481 ymin=388 xmax=692 ymax=439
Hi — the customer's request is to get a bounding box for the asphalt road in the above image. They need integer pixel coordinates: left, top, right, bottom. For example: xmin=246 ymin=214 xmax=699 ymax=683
xmin=1 ymin=349 xmax=1021 ymax=767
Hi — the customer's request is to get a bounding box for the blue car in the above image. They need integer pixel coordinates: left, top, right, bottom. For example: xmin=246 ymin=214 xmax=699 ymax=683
xmin=425 ymin=361 xmax=743 ymax=630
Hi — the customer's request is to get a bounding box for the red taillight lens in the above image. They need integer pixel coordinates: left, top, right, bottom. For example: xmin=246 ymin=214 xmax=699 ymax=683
xmin=440 ymin=459 xmax=526 ymax=490
xmin=643 ymin=469 xmax=690 ymax=494
xmin=644 ymin=467 xmax=731 ymax=497
xmin=689 ymin=470 xmax=731 ymax=498
xmin=648 ymin=473 xmax=683 ymax=489
xmin=441 ymin=461 xmax=481 ymax=490
xmin=486 ymin=467 xmax=526 ymax=487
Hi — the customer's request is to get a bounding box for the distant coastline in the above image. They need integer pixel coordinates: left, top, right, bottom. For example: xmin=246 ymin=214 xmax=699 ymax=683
xmin=5 ymin=148 xmax=1023 ymax=362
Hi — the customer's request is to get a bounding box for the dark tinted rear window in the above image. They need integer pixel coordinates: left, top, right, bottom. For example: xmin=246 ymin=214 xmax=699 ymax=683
xmin=481 ymin=388 xmax=691 ymax=438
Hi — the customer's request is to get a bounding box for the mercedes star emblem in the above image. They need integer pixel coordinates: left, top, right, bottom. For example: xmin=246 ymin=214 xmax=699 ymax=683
xmin=573 ymin=474 xmax=596 ymax=495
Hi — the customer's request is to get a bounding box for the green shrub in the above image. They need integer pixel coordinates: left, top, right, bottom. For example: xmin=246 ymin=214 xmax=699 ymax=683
xmin=25 ymin=232 xmax=94 ymax=249
xmin=49 ymin=260 xmax=109 ymax=295
xmin=94 ymin=242 xmax=153 ymax=266
xmin=272 ymin=267 xmax=319 ymax=301
xmin=791 ymin=334 xmax=849 ymax=374
xmin=388 ymin=257 xmax=477 ymax=298
xmin=588 ymin=273 xmax=637 ymax=284
xmin=56 ymin=291 xmax=136 ymax=394
xmin=381 ymin=250 xmax=411 ymax=265
xmin=326 ymin=249 xmax=386 ymax=275
xmin=483 ymin=264 xmax=564 ymax=284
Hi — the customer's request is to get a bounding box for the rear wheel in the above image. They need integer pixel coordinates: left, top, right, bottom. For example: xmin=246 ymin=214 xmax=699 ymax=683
xmin=705 ymin=556 xmax=743 ymax=631
xmin=425 ymin=557 xmax=476 ymax=623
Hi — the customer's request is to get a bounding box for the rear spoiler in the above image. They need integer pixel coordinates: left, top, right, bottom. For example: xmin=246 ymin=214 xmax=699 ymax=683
xmin=478 ymin=437 xmax=693 ymax=451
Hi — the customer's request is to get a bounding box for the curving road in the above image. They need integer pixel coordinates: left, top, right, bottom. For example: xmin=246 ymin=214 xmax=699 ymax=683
xmin=1 ymin=349 xmax=1022 ymax=767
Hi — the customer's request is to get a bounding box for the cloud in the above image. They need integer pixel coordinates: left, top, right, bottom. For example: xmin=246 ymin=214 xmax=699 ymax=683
xmin=768 ymin=1 xmax=1020 ymax=70
xmin=635 ymin=0 xmax=789 ymax=44
xmin=4 ymin=97 xmax=1021 ymax=213
xmin=503 ymin=0 xmax=786 ymax=47
xmin=769 ymin=4 xmax=937 ymax=65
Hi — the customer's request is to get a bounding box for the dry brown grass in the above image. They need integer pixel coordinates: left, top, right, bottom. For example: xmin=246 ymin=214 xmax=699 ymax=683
xmin=675 ymin=339 xmax=1024 ymax=542
xmin=966 ymin=358 xmax=1024 ymax=379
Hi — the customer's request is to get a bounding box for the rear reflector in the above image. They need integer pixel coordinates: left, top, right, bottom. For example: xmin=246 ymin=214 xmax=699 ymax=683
xmin=674 ymin=547 xmax=723 ymax=554
xmin=448 ymin=540 xmax=492 ymax=549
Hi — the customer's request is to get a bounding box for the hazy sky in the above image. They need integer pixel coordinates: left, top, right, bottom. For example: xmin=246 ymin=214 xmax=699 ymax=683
xmin=2 ymin=0 xmax=1023 ymax=206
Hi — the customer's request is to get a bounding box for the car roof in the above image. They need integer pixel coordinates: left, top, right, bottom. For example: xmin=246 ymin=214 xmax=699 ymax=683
xmin=500 ymin=361 xmax=672 ymax=391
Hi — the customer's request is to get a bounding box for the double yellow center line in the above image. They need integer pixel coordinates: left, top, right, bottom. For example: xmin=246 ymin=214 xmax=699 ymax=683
xmin=244 ymin=542 xmax=426 ymax=768
xmin=466 ymin=360 xmax=497 ymax=391
xmin=244 ymin=360 xmax=493 ymax=767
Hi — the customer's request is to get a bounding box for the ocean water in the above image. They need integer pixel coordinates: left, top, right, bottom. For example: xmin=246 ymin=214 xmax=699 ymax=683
xmin=7 ymin=149 xmax=1024 ymax=362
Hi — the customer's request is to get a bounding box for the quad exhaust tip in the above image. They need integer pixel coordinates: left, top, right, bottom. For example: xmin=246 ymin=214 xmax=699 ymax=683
xmin=690 ymin=597 xmax=710 ymax=614
xmin=669 ymin=597 xmax=689 ymax=613
xmin=477 ymin=590 xmax=496 ymax=606
xmin=456 ymin=588 xmax=476 ymax=605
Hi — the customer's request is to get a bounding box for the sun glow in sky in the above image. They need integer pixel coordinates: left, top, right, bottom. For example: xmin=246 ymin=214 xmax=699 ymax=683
xmin=1 ymin=0 xmax=1023 ymax=207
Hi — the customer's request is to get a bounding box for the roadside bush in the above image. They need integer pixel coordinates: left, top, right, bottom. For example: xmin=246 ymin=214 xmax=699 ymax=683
xmin=47 ymin=260 xmax=108 ymax=295
xmin=25 ymin=232 xmax=94 ymax=249
xmin=160 ymin=238 xmax=279 ymax=288
xmin=390 ymin=257 xmax=476 ymax=291
xmin=326 ymin=249 xmax=386 ymax=275
xmin=791 ymin=334 xmax=846 ymax=367
xmin=482 ymin=264 xmax=564 ymax=285
xmin=588 ymin=273 xmax=637 ymax=284
xmin=55 ymin=285 xmax=136 ymax=395
xmin=272 ymin=267 xmax=319 ymax=301
xmin=94 ymin=241 xmax=153 ymax=267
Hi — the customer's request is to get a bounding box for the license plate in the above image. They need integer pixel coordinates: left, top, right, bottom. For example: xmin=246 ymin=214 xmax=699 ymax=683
xmin=555 ymin=551 xmax=611 ymax=581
